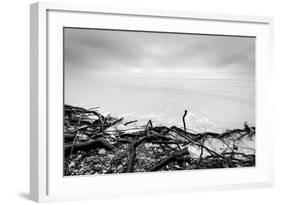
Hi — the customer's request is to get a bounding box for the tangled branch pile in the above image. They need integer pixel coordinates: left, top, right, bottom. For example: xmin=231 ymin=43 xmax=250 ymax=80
xmin=64 ymin=105 xmax=255 ymax=176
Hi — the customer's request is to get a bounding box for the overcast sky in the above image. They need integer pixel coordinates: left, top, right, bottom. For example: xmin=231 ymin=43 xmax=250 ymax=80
xmin=64 ymin=28 xmax=255 ymax=80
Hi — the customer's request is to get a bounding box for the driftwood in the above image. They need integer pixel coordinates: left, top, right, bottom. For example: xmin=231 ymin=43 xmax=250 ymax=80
xmin=148 ymin=149 xmax=190 ymax=171
xmin=126 ymin=120 xmax=153 ymax=172
xmin=182 ymin=110 xmax=188 ymax=132
xmin=68 ymin=125 xmax=89 ymax=134
xmin=64 ymin=138 xmax=115 ymax=157
xmin=64 ymin=105 xmax=256 ymax=176
xmin=124 ymin=120 xmax=138 ymax=126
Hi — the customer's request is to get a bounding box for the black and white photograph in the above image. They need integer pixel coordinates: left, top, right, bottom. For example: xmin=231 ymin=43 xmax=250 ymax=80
xmin=63 ymin=28 xmax=255 ymax=176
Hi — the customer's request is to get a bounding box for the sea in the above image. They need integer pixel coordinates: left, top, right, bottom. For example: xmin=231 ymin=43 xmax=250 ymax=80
xmin=65 ymin=77 xmax=255 ymax=133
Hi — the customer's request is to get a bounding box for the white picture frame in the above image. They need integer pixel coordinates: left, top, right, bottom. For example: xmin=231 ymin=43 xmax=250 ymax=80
xmin=30 ymin=2 xmax=274 ymax=202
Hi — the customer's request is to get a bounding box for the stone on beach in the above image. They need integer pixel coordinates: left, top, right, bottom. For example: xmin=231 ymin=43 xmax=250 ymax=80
xmin=98 ymin=148 xmax=107 ymax=155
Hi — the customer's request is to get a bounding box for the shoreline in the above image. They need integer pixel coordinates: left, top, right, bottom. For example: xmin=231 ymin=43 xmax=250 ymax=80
xmin=64 ymin=104 xmax=255 ymax=176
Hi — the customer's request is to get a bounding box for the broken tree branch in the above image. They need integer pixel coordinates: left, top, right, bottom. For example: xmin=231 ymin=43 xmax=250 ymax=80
xmin=64 ymin=138 xmax=115 ymax=157
xmin=182 ymin=110 xmax=188 ymax=132
xmin=126 ymin=120 xmax=153 ymax=173
xmin=148 ymin=149 xmax=190 ymax=171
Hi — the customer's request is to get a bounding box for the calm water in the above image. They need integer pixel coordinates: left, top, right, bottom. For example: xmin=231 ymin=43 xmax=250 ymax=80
xmin=65 ymin=78 xmax=255 ymax=133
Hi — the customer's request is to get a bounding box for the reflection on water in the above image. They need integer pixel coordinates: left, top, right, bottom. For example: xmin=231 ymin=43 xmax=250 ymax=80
xmin=65 ymin=78 xmax=255 ymax=133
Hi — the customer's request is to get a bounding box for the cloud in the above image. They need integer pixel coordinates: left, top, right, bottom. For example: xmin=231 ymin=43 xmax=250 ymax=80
xmin=64 ymin=28 xmax=255 ymax=79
